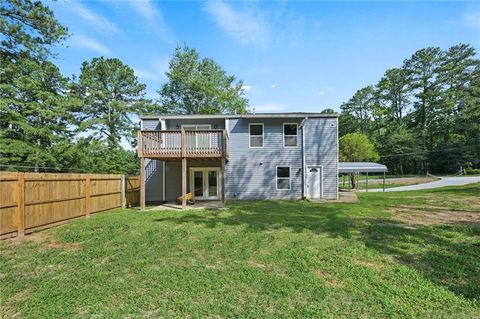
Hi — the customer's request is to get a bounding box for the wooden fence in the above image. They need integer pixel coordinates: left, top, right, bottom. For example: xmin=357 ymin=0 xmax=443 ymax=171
xmin=0 ymin=172 xmax=140 ymax=239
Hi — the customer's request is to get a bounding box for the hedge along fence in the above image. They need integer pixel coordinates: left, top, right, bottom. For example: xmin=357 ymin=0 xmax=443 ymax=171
xmin=0 ymin=172 xmax=140 ymax=239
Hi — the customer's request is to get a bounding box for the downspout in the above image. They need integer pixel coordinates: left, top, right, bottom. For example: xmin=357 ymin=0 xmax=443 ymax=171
xmin=299 ymin=117 xmax=308 ymax=199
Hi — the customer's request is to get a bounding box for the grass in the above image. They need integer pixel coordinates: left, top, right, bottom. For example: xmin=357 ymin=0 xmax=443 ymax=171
xmin=1 ymin=184 xmax=479 ymax=318
xmin=339 ymin=176 xmax=439 ymax=190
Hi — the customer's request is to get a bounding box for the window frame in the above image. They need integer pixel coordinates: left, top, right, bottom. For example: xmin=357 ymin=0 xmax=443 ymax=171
xmin=249 ymin=123 xmax=264 ymax=148
xmin=283 ymin=123 xmax=298 ymax=148
xmin=276 ymin=165 xmax=291 ymax=190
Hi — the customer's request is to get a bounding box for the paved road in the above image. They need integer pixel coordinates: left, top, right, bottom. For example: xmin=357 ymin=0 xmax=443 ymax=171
xmin=369 ymin=176 xmax=480 ymax=192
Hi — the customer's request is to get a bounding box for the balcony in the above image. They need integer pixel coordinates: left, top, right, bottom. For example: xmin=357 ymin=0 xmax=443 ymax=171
xmin=138 ymin=130 xmax=228 ymax=160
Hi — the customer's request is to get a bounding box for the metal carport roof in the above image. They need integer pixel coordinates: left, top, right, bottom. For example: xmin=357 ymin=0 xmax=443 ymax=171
xmin=339 ymin=162 xmax=388 ymax=174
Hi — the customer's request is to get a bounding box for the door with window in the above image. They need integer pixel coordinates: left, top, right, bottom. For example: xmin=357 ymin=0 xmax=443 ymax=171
xmin=190 ymin=168 xmax=220 ymax=200
xmin=306 ymin=166 xmax=323 ymax=199
xmin=182 ymin=125 xmax=211 ymax=151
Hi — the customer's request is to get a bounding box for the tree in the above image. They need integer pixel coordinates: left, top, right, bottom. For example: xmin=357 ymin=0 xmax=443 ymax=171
xmin=1 ymin=0 xmax=68 ymax=61
xmin=76 ymin=57 xmax=147 ymax=148
xmin=0 ymin=0 xmax=75 ymax=171
xmin=339 ymin=133 xmax=380 ymax=188
xmin=376 ymin=68 xmax=410 ymax=122
xmin=157 ymin=46 xmax=248 ymax=115
xmin=340 ymin=86 xmax=375 ymax=135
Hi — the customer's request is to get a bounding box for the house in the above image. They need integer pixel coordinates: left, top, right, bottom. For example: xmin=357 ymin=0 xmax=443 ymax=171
xmin=137 ymin=112 xmax=339 ymax=209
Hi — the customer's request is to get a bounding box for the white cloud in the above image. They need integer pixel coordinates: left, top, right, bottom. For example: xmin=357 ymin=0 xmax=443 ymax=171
xmin=251 ymin=103 xmax=287 ymax=112
xmin=463 ymin=10 xmax=480 ymax=31
xmin=133 ymin=68 xmax=159 ymax=81
xmin=133 ymin=57 xmax=170 ymax=82
xmin=271 ymin=84 xmax=277 ymax=89
xmin=242 ymin=85 xmax=252 ymax=92
xmin=127 ymin=0 xmax=174 ymax=44
xmin=204 ymin=1 xmax=269 ymax=47
xmin=130 ymin=0 xmax=157 ymax=21
xmin=317 ymin=91 xmax=325 ymax=96
xmin=67 ymin=0 xmax=120 ymax=34
xmin=71 ymin=35 xmax=109 ymax=54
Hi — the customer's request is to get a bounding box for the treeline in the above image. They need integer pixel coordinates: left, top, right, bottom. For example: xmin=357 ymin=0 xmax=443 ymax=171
xmin=338 ymin=44 xmax=480 ymax=175
xmin=0 ymin=0 xmax=247 ymax=174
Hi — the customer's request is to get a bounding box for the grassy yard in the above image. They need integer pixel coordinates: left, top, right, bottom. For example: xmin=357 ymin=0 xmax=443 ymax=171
xmin=339 ymin=176 xmax=439 ymax=190
xmin=1 ymin=184 xmax=479 ymax=318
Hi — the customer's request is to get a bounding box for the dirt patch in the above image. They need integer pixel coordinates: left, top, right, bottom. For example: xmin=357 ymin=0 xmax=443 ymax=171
xmin=338 ymin=192 xmax=359 ymax=203
xmin=389 ymin=206 xmax=480 ymax=226
xmin=353 ymin=260 xmax=384 ymax=270
xmin=247 ymin=260 xmax=266 ymax=268
xmin=315 ymin=270 xmax=343 ymax=288
xmin=10 ymin=232 xmax=82 ymax=251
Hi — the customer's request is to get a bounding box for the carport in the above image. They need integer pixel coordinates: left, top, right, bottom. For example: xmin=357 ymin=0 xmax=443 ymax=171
xmin=339 ymin=162 xmax=388 ymax=192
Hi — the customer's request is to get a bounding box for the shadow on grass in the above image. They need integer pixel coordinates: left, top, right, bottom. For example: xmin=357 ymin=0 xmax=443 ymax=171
xmin=153 ymin=191 xmax=480 ymax=300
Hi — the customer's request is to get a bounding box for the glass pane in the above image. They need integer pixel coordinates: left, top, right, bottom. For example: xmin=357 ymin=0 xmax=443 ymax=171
xmin=208 ymin=171 xmax=217 ymax=197
xmin=277 ymin=178 xmax=290 ymax=190
xmin=194 ymin=171 xmax=203 ymax=197
xmin=250 ymin=124 xmax=263 ymax=136
xmin=284 ymin=136 xmax=297 ymax=147
xmin=284 ymin=124 xmax=297 ymax=136
xmin=277 ymin=167 xmax=290 ymax=178
xmin=250 ymin=136 xmax=263 ymax=147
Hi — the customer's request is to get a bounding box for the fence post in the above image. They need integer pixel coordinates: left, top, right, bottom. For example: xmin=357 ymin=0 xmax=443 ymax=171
xmin=85 ymin=174 xmax=91 ymax=218
xmin=16 ymin=173 xmax=25 ymax=238
xmin=121 ymin=175 xmax=126 ymax=209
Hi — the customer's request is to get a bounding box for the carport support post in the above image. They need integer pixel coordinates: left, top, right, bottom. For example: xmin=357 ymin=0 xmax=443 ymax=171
xmin=366 ymin=172 xmax=368 ymax=192
xmin=182 ymin=157 xmax=187 ymax=209
xmin=383 ymin=171 xmax=386 ymax=192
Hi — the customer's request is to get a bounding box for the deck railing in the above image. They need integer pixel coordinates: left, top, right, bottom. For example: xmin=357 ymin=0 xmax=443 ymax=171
xmin=138 ymin=130 xmax=228 ymax=158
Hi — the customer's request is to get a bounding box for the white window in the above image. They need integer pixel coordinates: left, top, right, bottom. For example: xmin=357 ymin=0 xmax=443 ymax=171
xmin=276 ymin=166 xmax=291 ymax=190
xmin=249 ymin=123 xmax=264 ymax=148
xmin=283 ymin=123 xmax=298 ymax=147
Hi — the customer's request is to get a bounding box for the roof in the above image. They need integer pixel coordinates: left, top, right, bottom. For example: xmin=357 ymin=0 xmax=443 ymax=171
xmin=140 ymin=112 xmax=339 ymax=120
xmin=339 ymin=162 xmax=388 ymax=173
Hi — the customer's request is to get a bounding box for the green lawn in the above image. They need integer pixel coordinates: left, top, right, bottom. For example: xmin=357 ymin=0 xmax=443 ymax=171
xmin=1 ymin=184 xmax=479 ymax=318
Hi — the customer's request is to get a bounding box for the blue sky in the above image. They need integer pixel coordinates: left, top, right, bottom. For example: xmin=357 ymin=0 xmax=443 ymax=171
xmin=47 ymin=0 xmax=480 ymax=113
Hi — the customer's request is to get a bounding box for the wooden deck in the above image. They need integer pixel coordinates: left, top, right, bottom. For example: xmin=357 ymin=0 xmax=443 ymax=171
xmin=138 ymin=129 xmax=227 ymax=210
xmin=138 ymin=130 xmax=228 ymax=160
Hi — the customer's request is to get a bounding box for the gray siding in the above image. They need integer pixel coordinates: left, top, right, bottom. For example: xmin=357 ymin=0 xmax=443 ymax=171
xmin=225 ymin=118 xmax=303 ymax=200
xmin=141 ymin=116 xmax=338 ymax=201
xmin=304 ymin=118 xmax=338 ymax=199
xmin=164 ymin=160 xmax=221 ymax=201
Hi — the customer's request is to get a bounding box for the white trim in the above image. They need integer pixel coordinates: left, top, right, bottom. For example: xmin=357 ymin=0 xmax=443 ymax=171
xmin=140 ymin=119 xmax=144 ymax=130
xmin=225 ymin=118 xmax=230 ymax=135
xmin=249 ymin=123 xmax=264 ymax=148
xmin=275 ymin=165 xmax=291 ymax=190
xmin=283 ymin=123 xmax=299 ymax=148
xmin=336 ymin=117 xmax=339 ymax=200
xmin=306 ymin=165 xmax=324 ymax=199
xmin=189 ymin=167 xmax=221 ymax=200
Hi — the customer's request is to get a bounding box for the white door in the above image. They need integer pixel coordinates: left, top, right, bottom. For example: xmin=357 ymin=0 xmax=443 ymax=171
xmin=307 ymin=166 xmax=322 ymax=199
xmin=190 ymin=168 xmax=220 ymax=200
